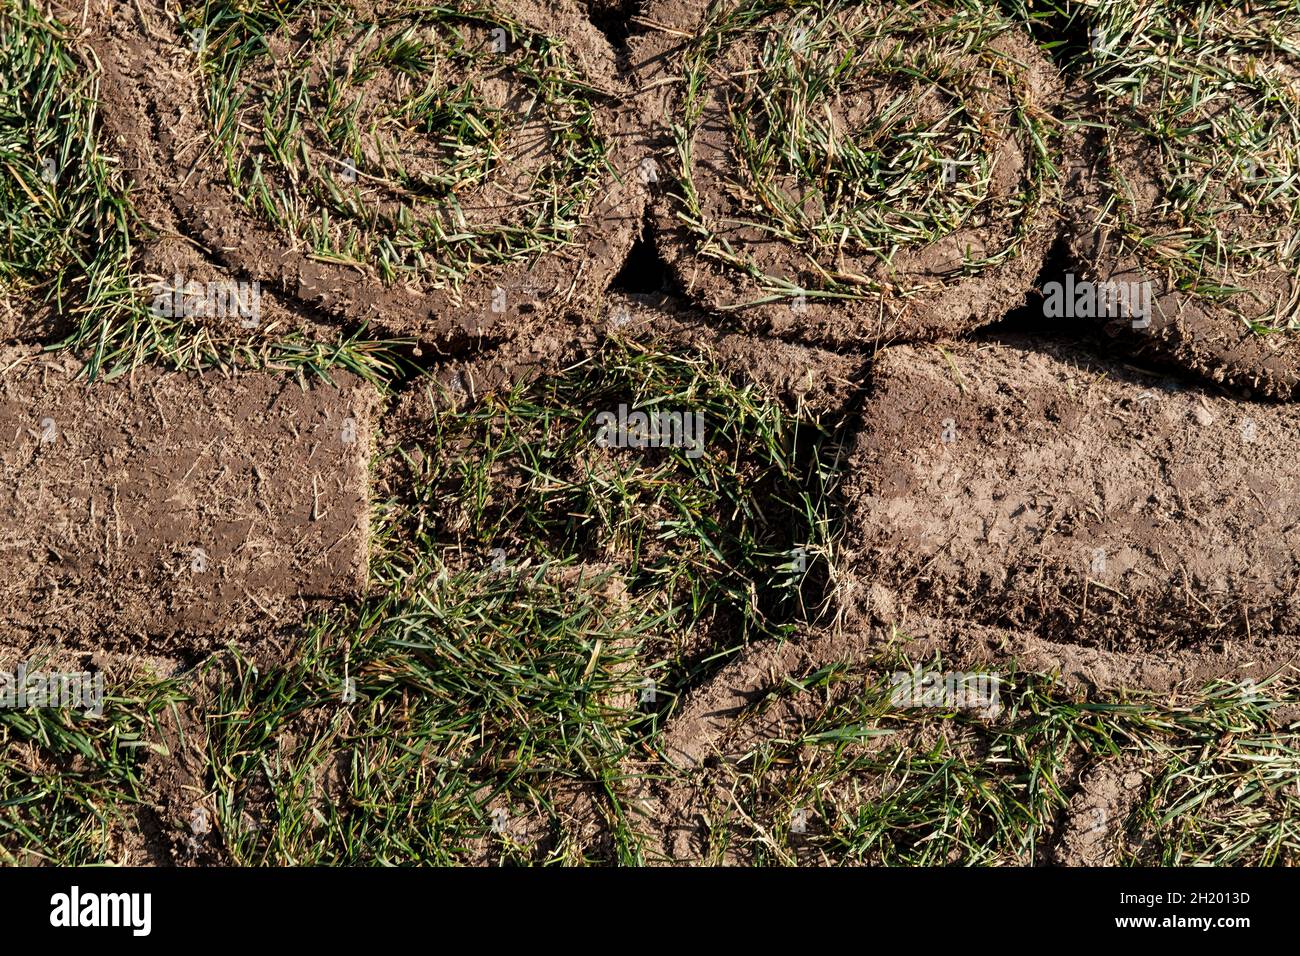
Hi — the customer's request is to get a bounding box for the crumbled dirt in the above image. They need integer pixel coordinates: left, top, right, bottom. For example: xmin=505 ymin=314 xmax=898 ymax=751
xmin=136 ymin=679 xmax=218 ymax=866
xmin=459 ymin=778 xmax=617 ymax=865
xmin=632 ymin=0 xmax=1063 ymax=348
xmin=0 ymin=346 xmax=377 ymax=652
xmin=74 ymin=0 xmax=646 ymax=351
xmin=842 ymin=336 xmax=1300 ymax=651
xmin=0 ymin=295 xmax=61 ymax=344
xmin=1052 ymin=755 xmax=1150 ymax=867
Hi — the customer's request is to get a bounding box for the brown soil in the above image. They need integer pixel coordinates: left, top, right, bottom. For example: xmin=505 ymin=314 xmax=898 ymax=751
xmin=842 ymin=336 xmax=1300 ymax=651
xmin=617 ymin=602 xmax=1291 ymax=863
xmin=618 ymin=294 xmax=865 ymax=418
xmin=10 ymin=1 xmax=1300 ymax=867
xmin=0 ymin=296 xmax=62 ymax=344
xmin=1052 ymin=755 xmax=1150 ymax=867
xmin=74 ymin=0 xmax=645 ymax=352
xmin=0 ymin=345 xmax=376 ymax=652
xmin=632 ymin=0 xmax=1062 ymax=348
xmin=134 ymin=664 xmax=223 ymax=866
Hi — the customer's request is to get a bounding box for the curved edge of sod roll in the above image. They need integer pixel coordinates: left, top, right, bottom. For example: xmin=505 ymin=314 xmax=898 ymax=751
xmin=1062 ymin=1 xmax=1300 ymax=399
xmin=842 ymin=335 xmax=1300 ymax=652
xmin=632 ymin=0 xmax=1064 ymax=348
xmin=654 ymin=613 xmax=1291 ymax=771
xmin=82 ymin=0 xmax=647 ymax=349
xmin=386 ymin=291 xmax=865 ymax=418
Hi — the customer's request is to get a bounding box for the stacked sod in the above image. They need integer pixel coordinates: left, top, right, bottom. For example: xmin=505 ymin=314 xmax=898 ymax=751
xmin=1067 ymin=0 xmax=1300 ymax=397
xmin=634 ymin=0 xmax=1063 ymax=346
xmin=87 ymin=0 xmax=643 ymax=348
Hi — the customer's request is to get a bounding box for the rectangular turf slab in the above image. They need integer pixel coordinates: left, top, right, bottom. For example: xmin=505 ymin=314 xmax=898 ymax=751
xmin=846 ymin=337 xmax=1300 ymax=650
xmin=0 ymin=347 xmax=376 ymax=647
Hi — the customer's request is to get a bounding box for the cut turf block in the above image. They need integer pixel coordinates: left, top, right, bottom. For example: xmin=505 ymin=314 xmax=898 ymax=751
xmin=0 ymin=347 xmax=376 ymax=646
xmin=658 ymin=610 xmax=1291 ymax=769
xmin=385 ymin=293 xmax=864 ymax=424
xmin=845 ymin=337 xmax=1300 ymax=650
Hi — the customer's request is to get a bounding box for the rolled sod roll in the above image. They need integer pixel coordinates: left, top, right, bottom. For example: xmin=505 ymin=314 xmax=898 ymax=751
xmin=845 ymin=337 xmax=1300 ymax=649
xmin=0 ymin=347 xmax=377 ymax=646
xmin=86 ymin=0 xmax=645 ymax=346
xmin=1064 ymin=0 xmax=1300 ymax=398
xmin=633 ymin=0 xmax=1064 ymax=348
